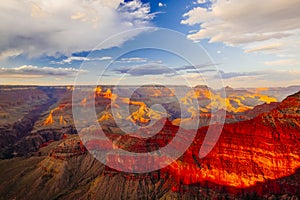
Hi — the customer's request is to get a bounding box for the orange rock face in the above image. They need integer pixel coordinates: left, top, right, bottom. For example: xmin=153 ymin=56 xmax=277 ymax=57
xmin=86 ymin=91 xmax=300 ymax=195
xmin=43 ymin=107 xmax=68 ymax=126
xmin=164 ymin=91 xmax=300 ymax=190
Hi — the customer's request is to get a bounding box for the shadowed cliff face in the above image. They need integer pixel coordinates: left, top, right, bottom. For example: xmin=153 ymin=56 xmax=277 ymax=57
xmin=0 ymin=86 xmax=74 ymax=158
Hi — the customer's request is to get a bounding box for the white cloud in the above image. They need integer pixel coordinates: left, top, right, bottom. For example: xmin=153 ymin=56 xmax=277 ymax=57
xmin=119 ymin=57 xmax=148 ymax=63
xmin=158 ymin=2 xmax=166 ymax=7
xmin=182 ymin=0 xmax=300 ymax=58
xmin=53 ymin=56 xmax=112 ymax=64
xmin=0 ymin=65 xmax=87 ymax=78
xmin=197 ymin=0 xmax=207 ymax=3
xmin=0 ymin=0 xmax=154 ymax=58
xmin=119 ymin=1 xmax=155 ymax=21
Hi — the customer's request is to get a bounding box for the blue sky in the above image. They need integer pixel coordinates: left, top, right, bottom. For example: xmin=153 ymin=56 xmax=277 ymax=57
xmin=0 ymin=0 xmax=299 ymax=87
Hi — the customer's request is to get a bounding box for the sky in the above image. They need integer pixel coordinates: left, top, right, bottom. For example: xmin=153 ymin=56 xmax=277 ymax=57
xmin=0 ymin=0 xmax=299 ymax=88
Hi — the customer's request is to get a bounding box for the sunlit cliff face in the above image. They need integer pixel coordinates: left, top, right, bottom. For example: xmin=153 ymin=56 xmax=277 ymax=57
xmin=103 ymin=88 xmax=112 ymax=99
xmin=165 ymin=92 xmax=300 ymax=189
xmin=86 ymin=91 xmax=300 ymax=191
xmin=171 ymin=87 xmax=278 ymax=127
xmin=44 ymin=86 xmax=278 ymax=129
xmin=180 ymin=87 xmax=277 ymax=113
xmin=44 ymin=106 xmax=68 ymax=126
xmin=43 ymin=86 xmax=164 ymax=127
xmin=126 ymin=104 xmax=165 ymax=124
xmin=94 ymin=86 xmax=102 ymax=97
xmin=42 ymin=86 xmax=300 ymax=193
xmin=66 ymin=86 xmax=74 ymax=91
xmin=96 ymin=88 xmax=166 ymax=125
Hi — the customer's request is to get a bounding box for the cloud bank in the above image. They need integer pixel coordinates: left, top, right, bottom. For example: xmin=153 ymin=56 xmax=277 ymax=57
xmin=113 ymin=63 xmax=171 ymax=76
xmin=182 ymin=0 xmax=300 ymax=58
xmin=112 ymin=62 xmax=217 ymax=76
xmin=0 ymin=0 xmax=154 ymax=58
xmin=53 ymin=56 xmax=112 ymax=64
xmin=0 ymin=65 xmax=86 ymax=78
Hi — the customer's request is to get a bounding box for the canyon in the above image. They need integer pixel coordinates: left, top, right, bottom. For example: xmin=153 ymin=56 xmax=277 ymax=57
xmin=0 ymin=85 xmax=299 ymax=199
